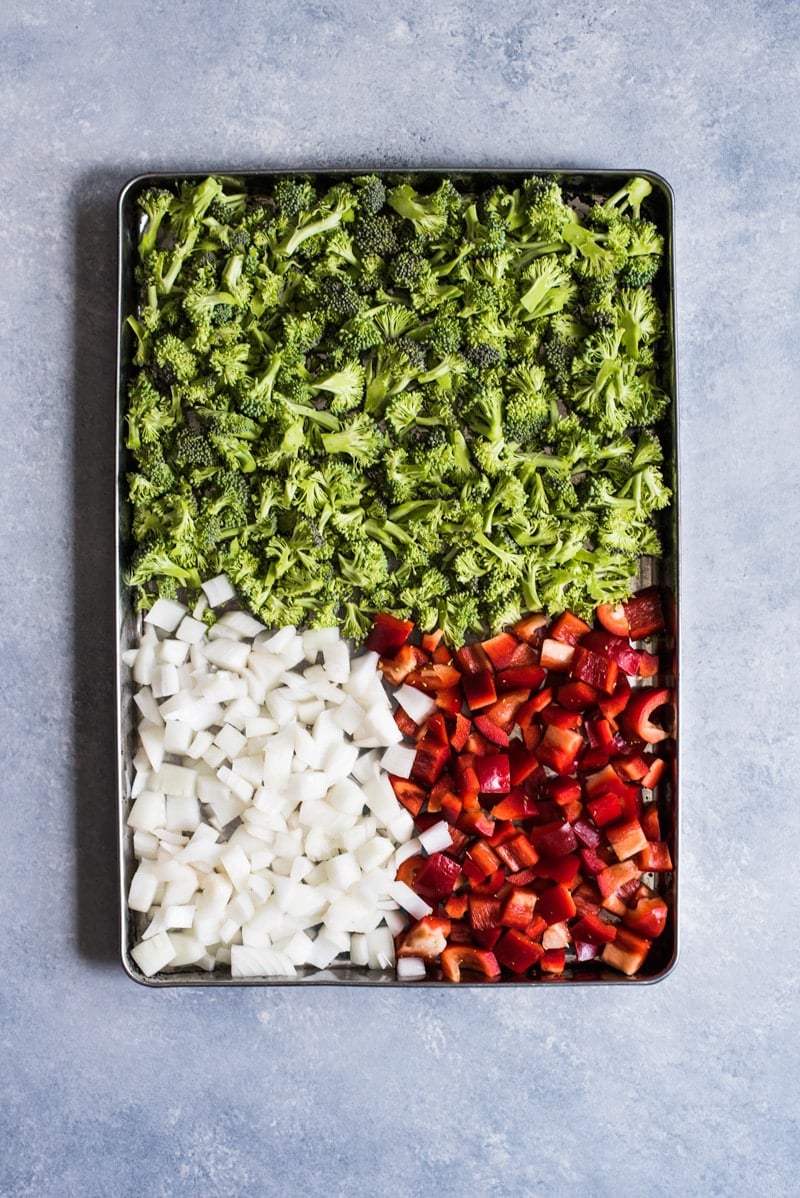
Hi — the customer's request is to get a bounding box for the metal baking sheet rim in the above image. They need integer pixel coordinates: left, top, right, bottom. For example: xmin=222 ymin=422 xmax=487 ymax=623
xmin=115 ymin=167 xmax=680 ymax=987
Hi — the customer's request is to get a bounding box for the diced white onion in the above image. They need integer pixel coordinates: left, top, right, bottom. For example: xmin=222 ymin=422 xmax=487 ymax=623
xmin=396 ymin=956 xmax=427 ymax=981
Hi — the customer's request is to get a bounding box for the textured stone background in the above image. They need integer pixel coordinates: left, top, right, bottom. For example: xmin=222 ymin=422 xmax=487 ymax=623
xmin=1 ymin=2 xmax=798 ymax=1194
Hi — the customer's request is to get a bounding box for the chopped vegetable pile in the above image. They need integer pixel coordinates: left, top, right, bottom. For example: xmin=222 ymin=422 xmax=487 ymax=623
xmin=369 ymin=591 xmax=674 ymax=980
xmin=125 ymin=171 xmax=671 ymax=641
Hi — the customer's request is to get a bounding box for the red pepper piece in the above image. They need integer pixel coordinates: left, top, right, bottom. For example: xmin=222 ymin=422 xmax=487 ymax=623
xmin=571 ymin=911 xmax=617 ymax=946
xmin=635 ymin=841 xmax=673 ymax=871
xmin=587 ymin=791 xmax=625 ymax=828
xmin=543 ymin=776 xmax=581 ymax=806
xmin=508 ymin=641 xmax=540 ymax=667
xmin=529 ymin=819 xmax=577 ymax=858
xmin=600 ymin=925 xmax=652 ymax=976
xmin=606 ymin=817 xmax=649 ymax=861
xmin=580 ymin=629 xmax=643 ymax=677
xmin=597 ymin=673 xmax=631 ymax=718
xmin=468 ymin=894 xmax=503 ymax=932
xmin=494 ymin=664 xmax=546 ymax=694
xmin=457 ymin=807 xmax=495 ymax=838
xmin=446 ymin=920 xmax=473 ymax=944
xmin=557 ymin=680 xmax=599 ymax=711
xmin=395 ymin=854 xmax=426 ymax=888
xmin=637 ymin=650 xmax=659 ymax=678
xmin=489 ymin=788 xmax=537 ymax=821
xmin=480 ymin=631 xmax=521 ymax=670
xmin=540 ymin=638 xmax=575 ymax=672
xmin=396 ymin=916 xmax=451 ymax=960
xmin=421 ymin=628 xmax=444 ymax=654
xmin=572 ymin=881 xmax=603 ymax=917
xmin=524 ymin=914 xmax=548 ymax=941
xmin=539 ymin=704 xmax=582 ymax=730
xmin=596 ymin=859 xmax=640 ymax=900
xmin=534 ymin=853 xmax=581 ymax=885
xmin=366 ymin=613 xmax=414 ymax=656
xmin=623 ymin=586 xmax=666 ymax=640
xmin=495 ymin=929 xmax=545 ymax=973
xmin=449 ymin=712 xmax=471 ymax=752
xmin=596 ymin=602 xmax=629 ymax=636
xmin=462 ymin=669 xmax=497 ymax=712
xmin=641 ymin=800 xmax=661 ymax=841
xmin=483 ymin=689 xmax=531 ymax=731
xmin=573 ymin=817 xmax=602 ymax=848
xmin=584 ymin=718 xmax=615 ymax=749
xmin=405 ymin=663 xmax=462 ymax=692
xmin=444 ymin=892 xmax=469 ymax=920
xmin=474 ymin=926 xmax=503 ymax=950
xmin=536 ymin=884 xmax=577 ymax=926
xmin=584 ymin=762 xmax=629 ymax=798
xmin=579 ymin=844 xmax=610 ymax=876
xmin=507 ymin=743 xmax=540 ymax=787
xmin=621 ymin=687 xmax=672 ymax=743
xmin=570 ymin=647 xmax=619 ymax=695
xmin=445 ymin=825 xmax=470 ymax=855
xmin=623 ymin=889 xmax=669 ymax=939
xmin=487 ymin=819 xmax=519 ymax=848
xmin=465 ymin=839 xmax=501 ymax=880
xmin=471 ymin=867 xmax=507 ymax=896
xmin=454 ymin=760 xmax=480 ymax=806
xmin=379 ymin=644 xmax=428 ymax=685
xmin=434 ymin=687 xmax=463 ymax=716
xmin=540 ymin=947 xmax=566 ymax=975
xmin=499 ymin=888 xmax=538 ymax=930
xmin=430 ymin=771 xmax=455 ymax=804
xmin=641 ymin=756 xmax=667 ymax=790
xmin=474 ymin=715 xmax=510 ymax=748
xmin=389 ymin=777 xmax=426 ymax=818
xmin=474 ymin=753 xmax=511 ymax=795
xmin=425 ymin=712 xmax=450 ymax=744
xmin=464 ymin=730 xmax=489 ymax=756
xmin=613 ymin=752 xmax=650 ymax=781
xmin=549 ymin=610 xmax=592 ymax=645
xmin=393 ymin=707 xmax=419 ymax=739
xmin=504 ymin=865 xmax=540 ymax=887
xmin=432 ymin=643 xmax=453 ymax=664
xmin=454 ymin=642 xmax=491 ymax=676
xmin=411 ymin=738 xmax=451 ymax=787
xmin=414 ymin=852 xmax=462 ymax=899
xmin=505 ymin=833 xmax=539 ymax=869
xmin=440 ymin=945 xmax=501 ymax=982
xmin=512 ymin=613 xmax=548 ymax=645
xmin=535 ymin=724 xmax=583 ymax=775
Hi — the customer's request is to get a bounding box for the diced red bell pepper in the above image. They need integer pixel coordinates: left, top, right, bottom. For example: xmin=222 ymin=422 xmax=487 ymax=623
xmin=495 ymin=929 xmax=544 ymax=973
xmin=487 ymin=819 xmax=519 ymax=848
xmin=474 ymin=753 xmax=511 ymax=795
xmin=613 ymin=752 xmax=650 ymax=781
xmin=583 ymin=762 xmax=629 ymax=798
xmin=504 ymin=865 xmax=540 ymax=887
xmin=596 ymin=859 xmax=640 ymax=900
xmin=494 ymin=665 xmax=545 ymax=694
xmin=596 ymin=601 xmax=629 ymax=636
xmin=597 ymin=673 xmax=631 ymax=718
xmin=511 ymin=613 xmax=548 ymax=645
xmin=421 ymin=628 xmax=444 ymax=654
xmin=439 ymin=792 xmax=463 ymax=825
xmin=584 ymin=718 xmax=615 ymax=749
xmin=446 ymin=920 xmax=473 ymax=944
xmin=396 ymin=916 xmax=451 ymax=960
xmin=474 ymin=715 xmax=510 ymax=747
xmin=623 ymin=586 xmax=666 ymax=640
xmin=448 ymin=712 xmax=471 ymax=752
xmin=462 ymin=669 xmax=497 ymax=711
xmin=637 ymin=650 xmax=659 ymax=678
xmin=414 ymin=852 xmax=463 ymax=899
xmin=579 ymin=844 xmax=611 ymax=876
xmin=578 ymin=744 xmax=613 ymax=772
xmin=586 ymin=791 xmax=625 ymax=828
xmin=489 ymin=787 xmax=537 ymax=821
xmin=395 ymin=854 xmax=426 ymax=888
xmin=505 ymin=833 xmax=540 ymax=869
xmin=464 ymin=730 xmax=490 ymax=756
xmin=367 ymin=613 xmax=414 ymax=656
xmin=471 ymin=867 xmax=507 ymax=896
xmin=411 ymin=737 xmax=451 ymax=787
xmin=454 ymin=759 xmax=480 ymax=805
xmin=600 ymin=925 xmax=652 ymax=976
xmin=544 ymin=776 xmax=582 ymax=806
xmin=640 ymin=800 xmax=661 ymax=841
xmin=540 ymin=638 xmax=575 ymax=672
xmin=394 ymin=707 xmax=419 ymax=738
xmin=580 ymin=629 xmax=643 ymax=677
xmin=573 ymin=817 xmax=602 ymax=848
xmin=474 ymin=926 xmax=503 ymax=950
xmin=379 ymin=644 xmax=428 ymax=685
xmin=623 ymin=889 xmax=669 ymax=939
xmin=572 ymin=881 xmax=603 ymax=918
xmin=539 ymin=705 xmax=582 ymax=731
xmin=641 ymin=755 xmax=667 ymax=790
xmin=601 ymin=873 xmax=642 ymax=916
xmin=635 ymin=841 xmax=673 ymax=871
xmin=549 ymin=610 xmax=592 ymax=645
xmin=536 ymin=883 xmax=577 ymax=926
xmin=434 ymin=687 xmax=463 ymax=716
xmin=389 ymin=777 xmax=426 ymax=817
xmin=507 ymin=743 xmax=541 ymax=787
xmin=440 ymin=945 xmax=501 ymax=982
xmin=480 ymin=631 xmax=521 ymax=670
xmin=557 ymin=680 xmax=599 ymax=711
xmin=454 ymin=642 xmax=491 ymax=676
xmin=432 ymin=643 xmax=453 ymax=664
xmin=444 ymin=892 xmax=469 ymax=919
xmin=570 ymin=647 xmax=619 ymax=695
xmin=621 ymin=687 xmax=672 ymax=743
xmin=405 ymin=663 xmax=462 ymax=692
xmin=534 ymin=853 xmax=581 ymax=885
xmin=465 ymin=838 xmax=501 ymax=880
xmin=425 ymin=712 xmax=450 ymax=744
xmin=500 ymin=887 xmax=538 ymax=930
xmin=536 ymin=724 xmax=584 ymax=775
xmin=540 ymin=948 xmax=566 ymax=975
xmin=468 ymin=894 xmax=503 ymax=931
xmin=606 ymin=817 xmax=649 ymax=861
xmin=524 ymin=914 xmax=548 ymax=941
xmin=571 ymin=911 xmax=617 ymax=946
xmin=529 ymin=819 xmax=577 ymax=859
xmin=457 ymin=807 xmax=495 ymax=838
xmin=483 ymin=689 xmax=531 ymax=730
xmin=508 ymin=641 xmax=540 ymax=667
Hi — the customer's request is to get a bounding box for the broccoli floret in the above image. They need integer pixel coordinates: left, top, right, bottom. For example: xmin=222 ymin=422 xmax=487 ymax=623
xmin=354 ymin=214 xmax=398 ymax=257
xmin=308 ymin=361 xmax=366 ymax=414
xmin=137 ymin=187 xmax=174 ymax=258
xmin=353 ymin=174 xmax=387 ymax=215
xmin=317 ymin=274 xmax=363 ymax=323
xmin=273 ymin=178 xmax=316 ymax=219
xmin=321 ymin=414 xmax=385 ymax=467
xmin=152 ymin=333 xmax=198 ymax=386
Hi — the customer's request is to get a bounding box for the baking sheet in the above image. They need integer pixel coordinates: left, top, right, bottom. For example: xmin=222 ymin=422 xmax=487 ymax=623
xmin=116 ymin=169 xmax=679 ymax=985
